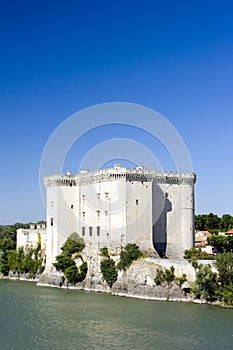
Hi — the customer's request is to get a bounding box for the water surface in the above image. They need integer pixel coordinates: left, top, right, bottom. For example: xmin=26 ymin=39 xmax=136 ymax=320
xmin=0 ymin=280 xmax=232 ymax=349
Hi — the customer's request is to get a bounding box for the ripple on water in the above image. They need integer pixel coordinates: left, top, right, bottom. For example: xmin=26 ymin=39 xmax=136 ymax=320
xmin=0 ymin=280 xmax=233 ymax=350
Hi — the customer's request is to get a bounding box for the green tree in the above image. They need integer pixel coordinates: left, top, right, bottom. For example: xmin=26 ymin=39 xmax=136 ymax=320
xmin=100 ymin=258 xmax=118 ymax=288
xmin=191 ymin=261 xmax=218 ymax=300
xmin=117 ymin=243 xmax=143 ymax=271
xmin=205 ymin=213 xmax=221 ymax=232
xmin=195 ymin=215 xmax=207 ymax=231
xmin=99 ymin=247 xmax=110 ymax=258
xmin=207 ymin=235 xmax=233 ymax=253
xmin=220 ymin=214 xmax=233 ymax=232
xmin=53 ymin=233 xmax=87 ymax=285
xmin=65 ymin=261 xmax=88 ymax=285
xmin=61 ymin=232 xmax=85 ymax=256
xmin=215 ymin=253 xmax=233 ymax=287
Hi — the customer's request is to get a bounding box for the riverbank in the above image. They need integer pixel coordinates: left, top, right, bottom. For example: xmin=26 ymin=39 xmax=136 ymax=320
xmin=4 ymin=254 xmax=232 ymax=308
xmin=37 ymin=255 xmax=210 ymax=304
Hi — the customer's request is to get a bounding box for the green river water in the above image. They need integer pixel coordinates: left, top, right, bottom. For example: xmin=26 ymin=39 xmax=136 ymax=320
xmin=0 ymin=280 xmax=232 ymax=350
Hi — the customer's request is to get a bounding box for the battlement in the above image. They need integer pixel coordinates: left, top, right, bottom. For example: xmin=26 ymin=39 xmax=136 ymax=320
xmin=44 ymin=165 xmax=196 ymax=187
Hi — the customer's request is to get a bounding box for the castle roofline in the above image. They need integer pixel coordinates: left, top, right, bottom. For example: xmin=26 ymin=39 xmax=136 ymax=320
xmin=44 ymin=165 xmax=196 ymax=187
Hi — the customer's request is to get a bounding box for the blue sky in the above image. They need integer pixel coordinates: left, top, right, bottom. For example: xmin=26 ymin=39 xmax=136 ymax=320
xmin=0 ymin=0 xmax=232 ymax=224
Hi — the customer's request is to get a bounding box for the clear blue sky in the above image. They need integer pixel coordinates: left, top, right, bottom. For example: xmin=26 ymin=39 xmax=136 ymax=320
xmin=0 ymin=0 xmax=232 ymax=224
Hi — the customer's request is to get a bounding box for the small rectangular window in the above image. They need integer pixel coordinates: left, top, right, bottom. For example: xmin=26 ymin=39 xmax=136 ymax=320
xmin=82 ymin=227 xmax=85 ymax=236
xmin=97 ymin=226 xmax=100 ymax=236
xmin=136 ymin=199 xmax=139 ymax=205
xmin=71 ymin=204 xmax=74 ymax=209
xmin=51 ymin=218 xmax=53 ymax=226
xmin=105 ymin=211 xmax=108 ymax=216
xmin=89 ymin=226 xmax=93 ymax=236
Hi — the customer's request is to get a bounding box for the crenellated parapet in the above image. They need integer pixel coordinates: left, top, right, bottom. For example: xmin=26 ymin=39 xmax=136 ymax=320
xmin=153 ymin=172 xmax=196 ymax=185
xmin=44 ymin=166 xmax=196 ymax=187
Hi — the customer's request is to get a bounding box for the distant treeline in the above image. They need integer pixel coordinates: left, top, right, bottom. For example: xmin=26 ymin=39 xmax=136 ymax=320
xmin=195 ymin=213 xmax=233 ymax=233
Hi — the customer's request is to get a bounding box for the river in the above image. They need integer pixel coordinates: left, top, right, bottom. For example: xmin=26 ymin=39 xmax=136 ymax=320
xmin=0 ymin=280 xmax=232 ymax=350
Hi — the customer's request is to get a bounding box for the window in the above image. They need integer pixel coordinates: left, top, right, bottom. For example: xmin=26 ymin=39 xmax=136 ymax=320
xmin=97 ymin=226 xmax=100 ymax=236
xmin=71 ymin=204 xmax=74 ymax=209
xmin=82 ymin=227 xmax=85 ymax=236
xmin=165 ymin=192 xmax=169 ymax=198
xmin=105 ymin=211 xmax=108 ymax=216
xmin=89 ymin=226 xmax=93 ymax=236
xmin=51 ymin=218 xmax=53 ymax=226
xmin=136 ymin=199 xmax=139 ymax=205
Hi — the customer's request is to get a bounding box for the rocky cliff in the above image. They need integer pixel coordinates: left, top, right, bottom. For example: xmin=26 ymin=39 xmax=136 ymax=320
xmin=38 ymin=249 xmax=200 ymax=301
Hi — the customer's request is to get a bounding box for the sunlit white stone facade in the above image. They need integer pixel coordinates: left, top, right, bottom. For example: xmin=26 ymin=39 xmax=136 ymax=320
xmin=44 ymin=165 xmax=196 ymax=266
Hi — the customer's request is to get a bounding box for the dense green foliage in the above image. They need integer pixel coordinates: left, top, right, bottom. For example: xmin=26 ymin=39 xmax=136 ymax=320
xmin=65 ymin=261 xmax=88 ymax=285
xmin=191 ymin=260 xmax=218 ymax=300
xmin=53 ymin=232 xmax=88 ymax=285
xmin=154 ymin=266 xmax=175 ymax=285
xmin=190 ymin=254 xmax=233 ymax=305
xmin=184 ymin=247 xmax=215 ymax=260
xmin=117 ymin=243 xmax=143 ymax=271
xmin=60 ymin=232 xmax=85 ymax=256
xmin=0 ymin=223 xmax=30 ymax=275
xmin=207 ymin=235 xmax=233 ymax=253
xmin=0 ymin=222 xmax=46 ymax=276
xmin=195 ymin=213 xmax=233 ymax=233
xmin=154 ymin=266 xmax=187 ymax=287
xmin=7 ymin=234 xmax=45 ymax=278
xmin=99 ymin=247 xmax=110 ymax=258
xmin=100 ymin=258 xmax=118 ymax=288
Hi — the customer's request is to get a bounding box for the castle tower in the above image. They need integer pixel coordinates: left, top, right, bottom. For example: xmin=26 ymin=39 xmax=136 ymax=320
xmin=44 ymin=166 xmax=196 ymax=266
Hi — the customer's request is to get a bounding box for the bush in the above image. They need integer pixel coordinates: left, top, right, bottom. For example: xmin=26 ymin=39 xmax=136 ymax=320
xmin=100 ymin=258 xmax=118 ymax=288
xmin=7 ymin=238 xmax=45 ymax=277
xmin=53 ymin=233 xmax=88 ymax=285
xmin=117 ymin=243 xmax=143 ymax=271
xmin=184 ymin=247 xmax=214 ymax=260
xmin=176 ymin=273 xmax=187 ymax=287
xmin=190 ymin=260 xmax=218 ymax=300
xmin=154 ymin=266 xmax=175 ymax=285
xmin=99 ymin=247 xmax=110 ymax=258
xmin=61 ymin=232 xmax=85 ymax=256
xmin=65 ymin=261 xmax=88 ymax=285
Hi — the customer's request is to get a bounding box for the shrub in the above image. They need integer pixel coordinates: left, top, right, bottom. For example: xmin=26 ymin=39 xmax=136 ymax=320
xmin=53 ymin=233 xmax=88 ymax=285
xmin=154 ymin=266 xmax=175 ymax=286
xmin=190 ymin=260 xmax=218 ymax=300
xmin=176 ymin=273 xmax=187 ymax=287
xmin=61 ymin=232 xmax=85 ymax=256
xmin=100 ymin=258 xmax=118 ymax=288
xmin=65 ymin=261 xmax=88 ymax=285
xmin=117 ymin=243 xmax=143 ymax=271
xmin=184 ymin=247 xmax=214 ymax=260
xmin=99 ymin=247 xmax=110 ymax=258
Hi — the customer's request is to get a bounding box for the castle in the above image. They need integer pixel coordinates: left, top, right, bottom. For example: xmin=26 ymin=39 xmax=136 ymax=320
xmin=44 ymin=165 xmax=196 ymax=266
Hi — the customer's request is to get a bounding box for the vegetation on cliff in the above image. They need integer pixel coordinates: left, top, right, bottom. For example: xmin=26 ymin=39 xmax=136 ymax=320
xmin=154 ymin=266 xmax=187 ymax=287
xmin=99 ymin=244 xmax=143 ymax=288
xmin=7 ymin=233 xmax=45 ymax=278
xmin=117 ymin=243 xmax=143 ymax=271
xmin=53 ymin=232 xmax=88 ymax=285
xmin=190 ymin=253 xmax=233 ymax=305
